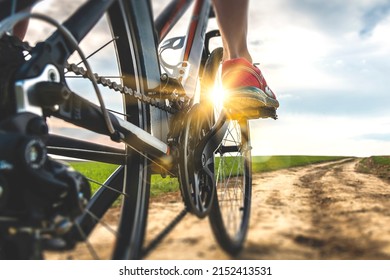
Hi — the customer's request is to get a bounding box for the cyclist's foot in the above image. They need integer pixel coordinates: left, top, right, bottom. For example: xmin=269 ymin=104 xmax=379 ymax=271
xmin=222 ymin=58 xmax=279 ymax=120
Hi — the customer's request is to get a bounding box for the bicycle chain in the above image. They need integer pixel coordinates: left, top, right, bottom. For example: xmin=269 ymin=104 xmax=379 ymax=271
xmin=65 ymin=62 xmax=189 ymax=115
xmin=4 ymin=34 xmax=189 ymax=114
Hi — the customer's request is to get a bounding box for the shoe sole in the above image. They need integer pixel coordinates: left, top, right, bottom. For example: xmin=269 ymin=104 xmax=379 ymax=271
xmin=223 ymin=86 xmax=279 ymax=120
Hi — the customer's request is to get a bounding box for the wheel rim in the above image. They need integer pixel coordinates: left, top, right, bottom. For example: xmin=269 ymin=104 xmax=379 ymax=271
xmin=214 ymin=120 xmax=251 ymax=242
xmin=6 ymin=1 xmax=152 ymax=259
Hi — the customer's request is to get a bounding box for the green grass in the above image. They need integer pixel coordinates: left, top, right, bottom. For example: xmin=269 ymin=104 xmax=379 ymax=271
xmin=68 ymin=161 xmax=118 ymax=194
xmin=371 ymin=156 xmax=390 ymax=166
xmin=252 ymin=155 xmax=347 ymax=173
xmin=150 ymin=175 xmax=179 ymax=197
xmin=357 ymin=156 xmax=390 ymax=171
xmin=356 ymin=156 xmax=390 ymax=181
xmin=68 ymin=161 xmax=179 ymax=197
xmin=69 ymin=156 xmax=347 ymax=197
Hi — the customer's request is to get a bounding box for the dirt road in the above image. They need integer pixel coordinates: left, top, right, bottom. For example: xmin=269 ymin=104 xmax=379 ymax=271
xmin=145 ymin=158 xmax=390 ymax=259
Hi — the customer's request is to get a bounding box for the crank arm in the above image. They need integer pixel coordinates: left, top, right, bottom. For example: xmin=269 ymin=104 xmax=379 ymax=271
xmin=194 ymin=112 xmax=229 ymax=169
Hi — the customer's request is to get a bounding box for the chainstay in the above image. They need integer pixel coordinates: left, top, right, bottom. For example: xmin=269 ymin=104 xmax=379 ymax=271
xmin=66 ymin=63 xmax=189 ymax=114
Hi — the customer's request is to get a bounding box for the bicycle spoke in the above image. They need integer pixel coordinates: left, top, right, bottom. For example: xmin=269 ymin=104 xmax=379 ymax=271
xmin=214 ymin=120 xmax=247 ymax=238
xmin=64 ymin=36 xmax=120 ymax=74
xmin=74 ymin=222 xmax=100 ymax=260
xmin=85 ymin=209 xmax=118 ymax=236
xmin=86 ymin=177 xmax=128 ymax=197
xmin=78 ymin=36 xmax=119 ymax=66
xmin=126 ymin=143 xmax=175 ymax=177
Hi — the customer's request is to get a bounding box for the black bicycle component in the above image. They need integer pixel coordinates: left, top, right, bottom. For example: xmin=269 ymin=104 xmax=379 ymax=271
xmin=28 ymin=81 xmax=71 ymax=108
xmin=0 ymin=130 xmax=91 ymax=259
xmin=0 ymin=35 xmax=25 ymax=120
xmin=203 ymin=29 xmax=221 ymax=62
xmin=0 ymin=0 xmax=38 ymax=20
xmin=0 ymin=130 xmax=90 ymax=209
xmin=0 ymin=175 xmax=9 ymax=211
xmin=0 ymin=165 xmax=91 ymax=259
xmin=178 ymin=104 xmax=215 ymax=218
xmin=0 ymin=111 xmax=46 ymax=135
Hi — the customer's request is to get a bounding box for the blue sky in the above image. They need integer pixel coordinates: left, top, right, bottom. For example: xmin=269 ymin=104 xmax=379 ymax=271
xmin=242 ymin=0 xmax=390 ymax=156
xmin=28 ymin=0 xmax=390 ymax=157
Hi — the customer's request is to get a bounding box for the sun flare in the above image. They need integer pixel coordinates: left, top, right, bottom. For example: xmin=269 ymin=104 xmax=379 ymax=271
xmin=210 ymin=83 xmax=226 ymax=107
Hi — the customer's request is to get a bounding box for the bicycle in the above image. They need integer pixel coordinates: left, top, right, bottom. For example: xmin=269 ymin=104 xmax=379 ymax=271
xmin=0 ymin=0 xmax=276 ymax=259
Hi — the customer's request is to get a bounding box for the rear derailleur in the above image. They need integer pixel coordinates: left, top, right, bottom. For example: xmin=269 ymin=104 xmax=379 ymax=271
xmin=0 ymin=35 xmax=90 ymax=259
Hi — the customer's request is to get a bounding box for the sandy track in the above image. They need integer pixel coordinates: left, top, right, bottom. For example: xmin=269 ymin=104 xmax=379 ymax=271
xmin=47 ymin=158 xmax=390 ymax=259
xmin=146 ymin=158 xmax=390 ymax=259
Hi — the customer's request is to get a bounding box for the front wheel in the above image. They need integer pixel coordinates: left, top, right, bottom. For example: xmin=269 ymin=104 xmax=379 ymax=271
xmin=209 ymin=120 xmax=252 ymax=255
xmin=201 ymin=48 xmax=252 ymax=255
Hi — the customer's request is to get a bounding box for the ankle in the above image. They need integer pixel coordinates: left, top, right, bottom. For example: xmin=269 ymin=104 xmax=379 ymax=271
xmin=223 ymin=50 xmax=252 ymax=63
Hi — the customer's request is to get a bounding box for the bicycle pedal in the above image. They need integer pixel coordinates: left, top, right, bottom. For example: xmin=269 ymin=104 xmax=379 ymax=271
xmin=225 ymin=107 xmax=278 ymax=120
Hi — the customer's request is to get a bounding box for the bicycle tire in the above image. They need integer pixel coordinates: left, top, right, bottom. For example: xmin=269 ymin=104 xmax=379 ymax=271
xmin=107 ymin=0 xmax=153 ymax=260
xmin=0 ymin=1 xmax=156 ymax=259
xmin=203 ymin=48 xmax=253 ymax=256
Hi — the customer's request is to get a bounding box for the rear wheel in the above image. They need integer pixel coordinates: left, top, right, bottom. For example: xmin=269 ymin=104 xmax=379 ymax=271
xmin=202 ymin=48 xmax=253 ymax=255
xmin=0 ymin=0 xmax=155 ymax=259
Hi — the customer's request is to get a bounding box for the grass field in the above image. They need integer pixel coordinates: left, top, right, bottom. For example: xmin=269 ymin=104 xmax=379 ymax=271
xmin=68 ymin=161 xmax=179 ymax=196
xmin=370 ymin=156 xmax=390 ymax=166
xmin=69 ymin=155 xmax=347 ymax=197
xmin=356 ymin=156 xmax=390 ymax=182
xmin=252 ymin=155 xmax=347 ymax=173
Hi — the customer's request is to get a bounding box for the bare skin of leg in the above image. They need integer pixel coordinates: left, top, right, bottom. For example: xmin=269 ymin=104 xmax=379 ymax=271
xmin=13 ymin=19 xmax=29 ymax=39
xmin=12 ymin=7 xmax=32 ymax=40
xmin=212 ymin=0 xmax=252 ymax=63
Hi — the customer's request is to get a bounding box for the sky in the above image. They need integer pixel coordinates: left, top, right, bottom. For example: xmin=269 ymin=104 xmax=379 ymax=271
xmin=243 ymin=0 xmax=390 ymax=156
xmin=26 ymin=0 xmax=390 ymax=157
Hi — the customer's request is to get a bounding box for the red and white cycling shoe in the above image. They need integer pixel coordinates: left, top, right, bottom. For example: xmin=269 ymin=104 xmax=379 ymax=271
xmin=221 ymin=58 xmax=279 ymax=119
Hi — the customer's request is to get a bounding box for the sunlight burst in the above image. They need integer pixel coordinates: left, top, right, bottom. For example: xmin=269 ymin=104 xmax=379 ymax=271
xmin=210 ymin=83 xmax=226 ymax=108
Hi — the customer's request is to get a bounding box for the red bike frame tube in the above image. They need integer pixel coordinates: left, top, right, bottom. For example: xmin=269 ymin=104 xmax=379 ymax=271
xmin=155 ymin=0 xmax=194 ymax=42
xmin=183 ymin=0 xmax=205 ymax=61
xmin=181 ymin=0 xmax=211 ymax=97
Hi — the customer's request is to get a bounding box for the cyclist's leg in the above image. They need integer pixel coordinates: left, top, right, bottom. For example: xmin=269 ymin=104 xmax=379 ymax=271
xmin=211 ymin=0 xmax=278 ymax=119
xmin=211 ymin=0 xmax=251 ymax=62
xmin=13 ymin=19 xmax=29 ymax=39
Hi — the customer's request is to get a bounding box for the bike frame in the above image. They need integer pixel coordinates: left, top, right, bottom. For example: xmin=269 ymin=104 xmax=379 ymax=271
xmin=27 ymin=0 xmax=213 ymax=165
xmin=1 ymin=0 xmax=217 ymax=235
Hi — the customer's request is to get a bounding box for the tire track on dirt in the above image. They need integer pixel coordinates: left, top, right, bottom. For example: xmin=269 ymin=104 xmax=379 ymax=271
xmin=48 ymin=158 xmax=390 ymax=259
xmin=295 ymin=159 xmax=390 ymax=259
xmin=241 ymin=158 xmax=390 ymax=260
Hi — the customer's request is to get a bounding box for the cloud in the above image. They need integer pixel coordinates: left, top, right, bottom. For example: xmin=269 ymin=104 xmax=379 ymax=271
xmin=357 ymin=133 xmax=390 ymax=142
xmin=279 ymin=0 xmax=390 ymax=39
xmin=250 ymin=114 xmax=390 ymax=157
xmin=360 ymin=3 xmax=390 ymax=37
